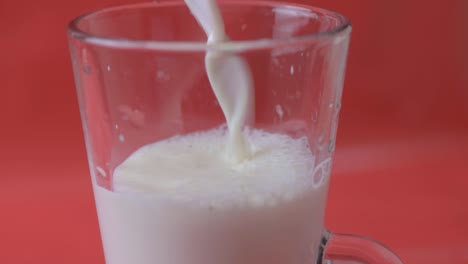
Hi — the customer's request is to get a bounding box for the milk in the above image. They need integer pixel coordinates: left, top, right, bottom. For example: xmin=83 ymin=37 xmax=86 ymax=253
xmin=94 ymin=128 xmax=328 ymax=264
xmin=93 ymin=1 xmax=329 ymax=264
xmin=185 ymin=0 xmax=255 ymax=163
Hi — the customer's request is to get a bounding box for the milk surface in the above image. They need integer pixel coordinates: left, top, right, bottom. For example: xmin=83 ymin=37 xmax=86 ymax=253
xmin=113 ymin=127 xmax=315 ymax=208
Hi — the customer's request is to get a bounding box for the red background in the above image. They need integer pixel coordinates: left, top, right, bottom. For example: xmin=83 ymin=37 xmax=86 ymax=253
xmin=1 ymin=0 xmax=467 ymax=263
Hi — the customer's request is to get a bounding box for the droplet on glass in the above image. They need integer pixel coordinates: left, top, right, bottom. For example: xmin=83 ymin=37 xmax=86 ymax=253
xmin=318 ymin=144 xmax=324 ymax=151
xmin=107 ymin=65 xmax=111 ymax=72
xmin=312 ymin=158 xmax=331 ymax=187
xmin=83 ymin=64 xmax=91 ymax=75
xmin=241 ymin=24 xmax=247 ymax=31
xmin=119 ymin=134 xmax=125 ymax=142
xmin=311 ymin=112 xmax=318 ymax=123
xmin=156 ymin=70 xmax=170 ymax=80
xmin=275 ymin=105 xmax=284 ymax=120
xmin=96 ymin=166 xmax=107 ymax=178
xmin=272 ymin=57 xmax=280 ymax=66
xmin=81 ymin=48 xmax=92 ymax=75
xmin=318 ymin=134 xmax=325 ymax=143
xmin=290 ymin=65 xmax=295 ymax=75
xmin=328 ymin=140 xmax=335 ymax=153
xmin=119 ymin=105 xmax=145 ymax=128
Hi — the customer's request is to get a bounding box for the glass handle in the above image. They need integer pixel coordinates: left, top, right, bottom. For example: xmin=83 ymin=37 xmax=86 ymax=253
xmin=322 ymin=231 xmax=403 ymax=264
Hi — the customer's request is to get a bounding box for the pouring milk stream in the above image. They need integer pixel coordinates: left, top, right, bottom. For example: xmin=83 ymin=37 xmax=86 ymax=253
xmin=93 ymin=1 xmax=328 ymax=264
xmin=185 ymin=0 xmax=255 ymax=163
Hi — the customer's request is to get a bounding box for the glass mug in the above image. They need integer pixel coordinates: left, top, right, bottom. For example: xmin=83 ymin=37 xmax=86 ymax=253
xmin=68 ymin=1 xmax=403 ymax=264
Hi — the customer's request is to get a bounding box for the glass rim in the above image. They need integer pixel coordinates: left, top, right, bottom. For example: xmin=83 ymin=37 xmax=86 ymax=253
xmin=67 ymin=0 xmax=352 ymax=52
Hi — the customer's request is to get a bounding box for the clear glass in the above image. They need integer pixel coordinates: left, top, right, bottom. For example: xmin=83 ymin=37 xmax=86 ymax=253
xmin=67 ymin=1 xmax=403 ymax=264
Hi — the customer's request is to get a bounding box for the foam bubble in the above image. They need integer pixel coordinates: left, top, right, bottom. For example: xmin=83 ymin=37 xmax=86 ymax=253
xmin=114 ymin=127 xmax=320 ymax=208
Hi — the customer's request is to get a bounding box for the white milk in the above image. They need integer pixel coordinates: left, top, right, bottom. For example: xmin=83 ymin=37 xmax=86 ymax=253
xmin=94 ymin=128 xmax=328 ymax=264
xmin=93 ymin=1 xmax=329 ymax=264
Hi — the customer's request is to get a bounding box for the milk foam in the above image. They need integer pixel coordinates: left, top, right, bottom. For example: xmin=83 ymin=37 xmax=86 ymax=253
xmin=113 ymin=127 xmax=315 ymax=208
